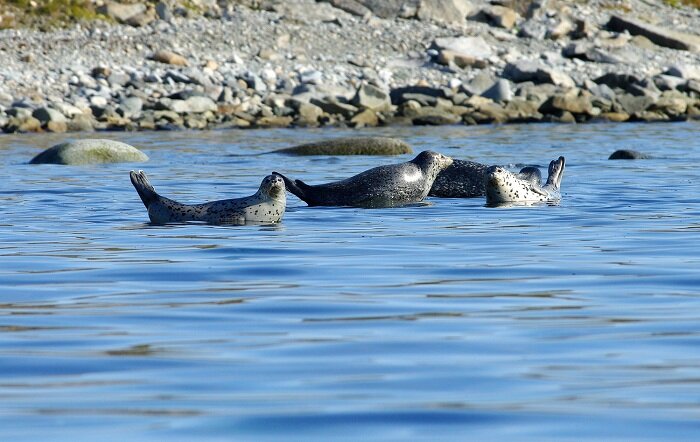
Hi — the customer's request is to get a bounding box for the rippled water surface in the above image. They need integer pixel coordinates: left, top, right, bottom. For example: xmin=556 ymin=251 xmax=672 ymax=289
xmin=2 ymin=123 xmax=700 ymax=441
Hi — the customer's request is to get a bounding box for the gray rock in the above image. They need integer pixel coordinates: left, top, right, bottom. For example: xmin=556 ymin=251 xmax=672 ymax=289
xmin=108 ymin=72 xmax=131 ymax=87
xmin=432 ymin=36 xmax=493 ymax=63
xmin=273 ymin=137 xmax=412 ymax=155
xmin=156 ymin=1 xmax=172 ymax=21
xmin=563 ymin=43 xmax=639 ymax=64
xmin=7 ymin=107 xmax=33 ymax=119
xmin=352 ymin=0 xmax=419 ymax=19
xmin=310 ymin=97 xmax=358 ymax=118
xmin=594 ymin=73 xmax=641 ymax=93
xmin=119 ymin=96 xmax=143 ymax=118
xmin=351 ymin=84 xmax=391 ymax=111
xmin=546 ymin=18 xmax=574 ymax=40
xmin=469 ymin=5 xmax=519 ymax=29
xmin=29 ymin=139 xmax=148 ymax=165
xmin=463 ymin=71 xmax=497 ymax=96
xmin=416 ymin=0 xmax=473 ymax=25
xmin=164 ymin=70 xmax=192 ymax=84
xmin=609 ymin=149 xmax=650 ymax=160
xmin=665 ymin=64 xmax=700 ymax=81
xmin=518 ymin=19 xmax=546 ymax=39
xmin=607 ymin=15 xmax=700 ymax=52
xmin=503 ymin=60 xmax=575 ymax=88
xmin=96 ymin=2 xmax=146 ymax=23
xmin=412 ymin=112 xmax=461 ymax=125
xmin=615 ymin=94 xmax=654 ymax=115
xmin=32 ymin=107 xmax=67 ymax=124
xmin=244 ymin=72 xmax=267 ymax=93
xmin=481 ymin=79 xmax=513 ymax=102
xmin=654 ymin=75 xmax=687 ymax=91
xmin=327 ymin=0 xmax=372 ymax=18
xmin=171 ymin=96 xmax=217 ymax=114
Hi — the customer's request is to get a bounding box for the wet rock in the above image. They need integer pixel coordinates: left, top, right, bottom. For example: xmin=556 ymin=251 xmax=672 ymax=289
xmin=600 ymin=112 xmax=629 ymax=122
xmin=255 ymin=115 xmax=293 ymax=128
xmin=152 ymin=50 xmax=188 ymax=66
xmin=29 ymin=139 xmax=148 ymax=165
xmin=412 ymin=112 xmax=461 ymax=126
xmin=274 ymin=137 xmax=412 ymax=155
xmin=607 ymin=15 xmax=700 ymax=52
xmin=609 ymin=149 xmax=650 ymax=160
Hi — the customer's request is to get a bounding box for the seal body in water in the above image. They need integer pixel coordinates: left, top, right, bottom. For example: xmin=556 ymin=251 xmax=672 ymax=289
xmin=130 ymin=171 xmax=286 ymax=224
xmin=430 ymin=160 xmax=543 ymax=198
xmin=485 ymin=156 xmax=565 ymax=205
xmin=273 ymin=150 xmax=453 ymax=208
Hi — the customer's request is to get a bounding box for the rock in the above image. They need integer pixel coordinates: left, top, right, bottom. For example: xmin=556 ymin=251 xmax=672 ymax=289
xmin=327 ymin=0 xmax=372 ymax=18
xmin=654 ymin=75 xmax=687 ymax=91
xmin=481 ymin=79 xmax=513 ymax=102
xmin=609 ymin=149 xmax=650 ymax=160
xmin=32 ymin=107 xmax=67 ymax=124
xmin=594 ymin=73 xmax=641 ymax=93
xmin=67 ymin=114 xmax=95 ymax=132
xmin=126 ymin=11 xmax=156 ymax=27
xmin=274 ymin=137 xmax=411 ymax=155
xmin=296 ymin=102 xmax=324 ymax=125
xmin=432 ymin=36 xmax=492 ymax=69
xmin=29 ymin=139 xmax=148 ymax=165
xmin=542 ymin=91 xmax=593 ymax=115
xmin=255 ymin=116 xmax=293 ymax=128
xmin=46 ymin=121 xmax=67 ymax=133
xmin=3 ymin=116 xmax=41 ymax=133
xmin=152 ymin=50 xmax=188 ymax=66
xmin=310 ymin=97 xmax=358 ymax=118
xmin=412 ymin=112 xmax=461 ymax=126
xmin=156 ymin=1 xmax=172 ymax=21
xmin=547 ymin=18 xmax=574 ymax=40
xmin=607 ymin=15 xmax=700 ymax=52
xmin=96 ymin=2 xmax=146 ymax=24
xmin=462 ymin=71 xmax=497 ymax=96
xmin=469 ymin=5 xmax=519 ymax=29
xmin=503 ymin=60 xmax=575 ymax=88
xmin=648 ymin=90 xmax=689 ymax=117
xmin=351 ymin=84 xmax=391 ymax=111
xmin=299 ymin=69 xmax=323 ymax=85
xmin=416 ymin=0 xmax=473 ymax=25
xmin=90 ymin=95 xmax=108 ymax=108
xmin=665 ymin=64 xmax=700 ymax=81
xmin=615 ymin=94 xmax=653 ymax=115
xmin=350 ymin=109 xmax=379 ymax=127
xmin=118 ymin=96 xmax=143 ymax=118
xmin=563 ymin=43 xmax=636 ymax=64
xmin=350 ymin=0 xmax=418 ymax=19
xmin=600 ymin=112 xmax=629 ymax=122
xmin=518 ymin=19 xmax=546 ymax=39
xmin=504 ymin=98 xmax=542 ymax=121
xmin=170 ymin=96 xmax=218 ymax=114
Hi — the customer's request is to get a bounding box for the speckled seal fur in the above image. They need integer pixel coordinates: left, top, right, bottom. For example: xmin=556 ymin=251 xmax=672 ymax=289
xmin=273 ymin=150 xmax=453 ymax=208
xmin=485 ymin=156 xmax=565 ymax=205
xmin=130 ymin=171 xmax=286 ymax=224
xmin=430 ymin=160 xmax=543 ymax=198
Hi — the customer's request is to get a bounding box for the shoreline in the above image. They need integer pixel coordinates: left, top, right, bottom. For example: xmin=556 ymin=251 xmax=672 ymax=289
xmin=1 ymin=0 xmax=700 ymax=133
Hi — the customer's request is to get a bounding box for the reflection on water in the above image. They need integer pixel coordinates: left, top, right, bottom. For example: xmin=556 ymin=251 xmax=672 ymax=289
xmin=1 ymin=123 xmax=700 ymax=440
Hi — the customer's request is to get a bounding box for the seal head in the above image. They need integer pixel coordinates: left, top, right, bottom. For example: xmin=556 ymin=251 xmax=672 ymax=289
xmin=274 ymin=150 xmax=453 ymax=208
xmin=485 ymin=156 xmax=565 ymax=206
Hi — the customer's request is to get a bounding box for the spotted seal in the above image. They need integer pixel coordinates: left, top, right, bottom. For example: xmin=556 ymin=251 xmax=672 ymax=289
xmin=430 ymin=160 xmax=543 ymax=198
xmin=273 ymin=150 xmax=453 ymax=208
xmin=485 ymin=156 xmax=565 ymax=205
xmin=130 ymin=171 xmax=286 ymax=224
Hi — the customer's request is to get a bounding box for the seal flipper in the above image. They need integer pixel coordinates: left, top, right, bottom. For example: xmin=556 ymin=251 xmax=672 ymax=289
xmin=272 ymin=172 xmax=315 ymax=205
xmin=130 ymin=170 xmax=160 ymax=208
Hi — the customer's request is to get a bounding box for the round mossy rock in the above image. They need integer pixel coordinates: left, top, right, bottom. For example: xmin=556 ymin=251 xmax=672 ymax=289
xmin=608 ymin=149 xmax=650 ymax=160
xmin=274 ymin=137 xmax=412 ymax=156
xmin=30 ymin=139 xmax=149 ymax=165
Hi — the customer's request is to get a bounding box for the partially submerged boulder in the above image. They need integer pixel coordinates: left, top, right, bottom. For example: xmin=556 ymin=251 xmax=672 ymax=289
xmin=30 ymin=139 xmax=149 ymax=165
xmin=273 ymin=137 xmax=412 ymax=155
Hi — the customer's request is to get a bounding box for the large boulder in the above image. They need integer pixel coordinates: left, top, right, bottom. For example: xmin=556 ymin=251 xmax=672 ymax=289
xmin=273 ymin=137 xmax=412 ymax=155
xmin=607 ymin=15 xmax=700 ymax=52
xmin=351 ymin=84 xmax=392 ymax=112
xmin=431 ymin=36 xmax=492 ymax=69
xmin=30 ymin=139 xmax=149 ymax=165
xmin=503 ymin=60 xmax=575 ymax=88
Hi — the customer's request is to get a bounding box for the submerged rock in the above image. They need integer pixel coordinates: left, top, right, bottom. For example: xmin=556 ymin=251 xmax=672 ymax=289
xmin=30 ymin=139 xmax=149 ymax=165
xmin=273 ymin=137 xmax=412 ymax=155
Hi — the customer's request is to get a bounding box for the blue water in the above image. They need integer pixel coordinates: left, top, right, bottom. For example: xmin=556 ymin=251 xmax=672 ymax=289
xmin=1 ymin=123 xmax=700 ymax=441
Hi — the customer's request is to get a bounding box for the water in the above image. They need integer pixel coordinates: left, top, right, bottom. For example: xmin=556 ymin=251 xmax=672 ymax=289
xmin=1 ymin=123 xmax=700 ymax=441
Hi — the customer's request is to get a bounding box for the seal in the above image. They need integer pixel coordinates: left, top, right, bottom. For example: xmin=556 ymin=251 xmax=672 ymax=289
xmin=429 ymin=160 xmax=543 ymax=198
xmin=485 ymin=156 xmax=565 ymax=205
xmin=130 ymin=171 xmax=286 ymax=225
xmin=273 ymin=150 xmax=453 ymax=208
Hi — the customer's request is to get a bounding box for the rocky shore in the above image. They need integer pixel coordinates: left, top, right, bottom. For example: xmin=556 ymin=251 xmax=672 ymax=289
xmin=1 ymin=0 xmax=700 ymax=133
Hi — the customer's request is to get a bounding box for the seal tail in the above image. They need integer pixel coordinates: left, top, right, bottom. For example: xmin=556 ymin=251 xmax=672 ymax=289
xmin=272 ymin=171 xmax=314 ymax=204
xmin=130 ymin=170 xmax=160 ymax=208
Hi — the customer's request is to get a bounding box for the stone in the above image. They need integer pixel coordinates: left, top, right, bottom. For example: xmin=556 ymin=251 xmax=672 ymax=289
xmin=126 ymin=10 xmax=156 ymax=27
xmin=90 ymin=95 xmax=108 ymax=108
xmin=600 ymin=112 xmax=629 ymax=122
xmin=32 ymin=107 xmax=67 ymax=124
xmin=351 ymin=84 xmax=391 ymax=111
xmin=470 ymin=5 xmax=519 ymax=29
xmin=594 ymin=73 xmax=641 ymax=93
xmin=152 ymin=50 xmax=188 ymax=66
xmin=607 ymin=15 xmax=700 ymax=52
xmin=67 ymin=114 xmax=95 ymax=132
xmin=547 ymin=18 xmax=574 ymax=40
xmin=255 ymin=116 xmax=293 ymax=128
xmin=609 ymin=149 xmax=650 ymax=160
xmin=29 ymin=139 xmax=148 ymax=165
xmin=46 ymin=121 xmax=67 ymax=133
xmin=431 ymin=36 xmax=492 ymax=69
xmin=412 ymin=112 xmax=461 ymax=126
xmin=462 ymin=71 xmax=497 ymax=96
xmin=327 ymin=0 xmax=372 ymax=18
xmin=481 ymin=79 xmax=513 ymax=102
xmin=615 ymin=94 xmax=654 ymax=115
xmin=296 ymin=102 xmax=324 ymax=125
xmin=416 ymin=0 xmax=473 ymax=25
xmin=665 ymin=64 xmax=700 ymax=81
xmin=273 ymin=137 xmax=412 ymax=155
xmin=350 ymin=109 xmax=379 ymax=127
xmin=543 ymin=92 xmax=593 ymax=115
xmin=649 ymin=90 xmax=689 ymax=117
xmin=503 ymin=60 xmax=575 ymax=88
xmin=156 ymin=1 xmax=172 ymax=21
xmin=504 ymin=98 xmax=542 ymax=121
xmin=310 ymin=98 xmax=358 ymax=118
xmin=518 ymin=19 xmax=546 ymax=39
xmin=119 ymin=96 xmax=143 ymax=118
xmin=174 ymin=96 xmax=218 ymax=114
xmin=654 ymin=75 xmax=687 ymax=91
xmin=3 ymin=116 xmax=41 ymax=133
xmin=97 ymin=2 xmax=146 ymax=23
